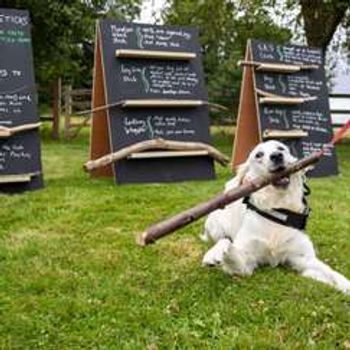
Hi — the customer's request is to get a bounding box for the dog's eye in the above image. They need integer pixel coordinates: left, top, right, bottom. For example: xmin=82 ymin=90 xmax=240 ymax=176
xmin=277 ymin=146 xmax=285 ymax=152
xmin=255 ymin=151 xmax=264 ymax=159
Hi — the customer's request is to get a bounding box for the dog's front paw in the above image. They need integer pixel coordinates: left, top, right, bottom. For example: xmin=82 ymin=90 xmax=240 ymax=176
xmin=202 ymin=238 xmax=231 ymax=267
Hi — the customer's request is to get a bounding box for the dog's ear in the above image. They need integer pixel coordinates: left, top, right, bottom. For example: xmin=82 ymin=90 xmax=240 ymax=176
xmin=235 ymin=160 xmax=250 ymax=185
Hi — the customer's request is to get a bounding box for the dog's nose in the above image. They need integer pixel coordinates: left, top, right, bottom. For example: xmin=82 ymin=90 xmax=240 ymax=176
xmin=270 ymin=152 xmax=284 ymax=164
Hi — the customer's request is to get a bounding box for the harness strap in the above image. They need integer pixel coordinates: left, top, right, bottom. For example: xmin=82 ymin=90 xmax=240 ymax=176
xmin=243 ymin=183 xmax=311 ymax=230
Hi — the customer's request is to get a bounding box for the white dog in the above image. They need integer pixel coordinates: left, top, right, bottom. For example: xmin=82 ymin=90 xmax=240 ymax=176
xmin=202 ymin=140 xmax=350 ymax=295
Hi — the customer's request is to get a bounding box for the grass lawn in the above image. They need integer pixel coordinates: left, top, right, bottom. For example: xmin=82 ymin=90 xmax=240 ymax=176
xmin=1 ymin=126 xmax=350 ymax=349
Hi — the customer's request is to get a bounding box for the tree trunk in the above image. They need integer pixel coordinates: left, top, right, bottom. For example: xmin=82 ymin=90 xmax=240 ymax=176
xmin=300 ymin=0 xmax=349 ymax=51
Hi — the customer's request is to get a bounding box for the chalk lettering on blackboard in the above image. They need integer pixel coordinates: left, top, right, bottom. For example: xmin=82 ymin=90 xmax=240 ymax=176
xmin=291 ymin=110 xmax=330 ymax=135
xmin=122 ymin=115 xmax=196 ymax=139
xmin=260 ymin=73 xmax=323 ymax=97
xmin=120 ymin=63 xmax=199 ymax=96
xmin=0 ymin=92 xmax=33 ymax=122
xmin=0 ymin=69 xmax=22 ymax=80
xmin=0 ymin=8 xmax=43 ymax=191
xmin=276 ymin=46 xmax=284 ymax=61
xmin=278 ymin=74 xmax=287 ymax=93
xmin=0 ymin=142 xmax=31 ymax=170
xmin=136 ymin=26 xmax=143 ymax=48
xmin=302 ymin=140 xmax=332 ymax=157
xmin=110 ymin=23 xmax=193 ymax=50
xmin=263 ymin=106 xmax=290 ymax=129
xmin=282 ymin=110 xmax=289 ymax=129
xmin=110 ymin=24 xmax=133 ymax=45
xmin=255 ymin=42 xmax=323 ymax=65
xmin=0 ymin=13 xmax=28 ymax=26
xmin=262 ymin=75 xmax=276 ymax=91
xmin=146 ymin=115 xmax=154 ymax=138
xmin=0 ymin=28 xmax=30 ymax=44
xmin=287 ymin=75 xmax=323 ymax=95
xmin=141 ymin=67 xmax=149 ymax=93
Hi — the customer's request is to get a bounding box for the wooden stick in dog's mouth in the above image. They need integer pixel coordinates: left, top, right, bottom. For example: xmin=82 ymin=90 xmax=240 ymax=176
xmin=137 ymin=120 xmax=350 ymax=246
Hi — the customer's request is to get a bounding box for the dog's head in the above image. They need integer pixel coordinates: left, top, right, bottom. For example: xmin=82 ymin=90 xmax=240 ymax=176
xmin=237 ymin=140 xmax=298 ymax=190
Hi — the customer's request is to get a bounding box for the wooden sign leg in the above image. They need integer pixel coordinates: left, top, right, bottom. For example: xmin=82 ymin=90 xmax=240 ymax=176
xmin=232 ymin=43 xmax=261 ymax=170
xmin=89 ymin=27 xmax=113 ymax=177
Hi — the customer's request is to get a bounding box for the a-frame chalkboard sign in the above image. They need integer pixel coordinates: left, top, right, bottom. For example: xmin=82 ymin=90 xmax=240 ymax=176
xmin=88 ymin=20 xmax=221 ymax=184
xmin=232 ymin=39 xmax=338 ymax=177
xmin=0 ymin=8 xmax=43 ymax=193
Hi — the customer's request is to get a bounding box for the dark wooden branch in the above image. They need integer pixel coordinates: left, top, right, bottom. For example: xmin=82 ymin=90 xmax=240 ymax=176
xmin=84 ymin=138 xmax=230 ymax=171
xmin=137 ymin=151 xmax=324 ymax=246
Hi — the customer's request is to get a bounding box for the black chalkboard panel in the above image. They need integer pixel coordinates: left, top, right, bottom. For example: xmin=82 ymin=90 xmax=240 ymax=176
xmin=95 ymin=20 xmax=215 ymax=183
xmin=111 ymin=106 xmax=211 ymax=148
xmin=0 ymin=8 xmax=43 ymax=192
xmin=109 ymin=106 xmax=214 ymax=183
xmin=251 ymin=40 xmax=338 ymax=177
xmin=99 ymin=21 xmax=207 ymax=101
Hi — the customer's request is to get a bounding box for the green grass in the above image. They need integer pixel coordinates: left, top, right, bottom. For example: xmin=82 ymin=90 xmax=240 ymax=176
xmin=1 ymin=127 xmax=350 ymax=349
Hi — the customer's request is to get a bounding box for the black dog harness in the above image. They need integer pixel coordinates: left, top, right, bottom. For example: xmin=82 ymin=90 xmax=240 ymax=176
xmin=242 ymin=183 xmax=311 ymax=230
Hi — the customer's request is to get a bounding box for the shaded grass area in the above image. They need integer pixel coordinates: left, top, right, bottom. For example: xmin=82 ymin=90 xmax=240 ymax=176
xmin=1 ymin=127 xmax=350 ymax=349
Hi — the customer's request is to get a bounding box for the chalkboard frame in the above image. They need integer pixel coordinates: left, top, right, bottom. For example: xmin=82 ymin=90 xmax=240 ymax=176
xmin=89 ymin=20 xmax=216 ymax=184
xmin=232 ymin=39 xmax=338 ymax=178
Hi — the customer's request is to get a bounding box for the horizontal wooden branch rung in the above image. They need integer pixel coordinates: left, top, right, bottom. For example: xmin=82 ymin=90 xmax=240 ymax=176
xmin=256 ymin=63 xmax=306 ymax=73
xmin=115 ymin=49 xmax=196 ymax=60
xmin=128 ymin=150 xmax=209 ymax=159
xmin=84 ymin=138 xmax=230 ymax=171
xmin=0 ymin=130 xmax=11 ymax=137
xmin=0 ymin=173 xmax=32 ymax=183
xmin=0 ymin=122 xmax=41 ymax=137
xmin=263 ymin=129 xmax=309 ymax=139
xmin=238 ymin=60 xmax=319 ymax=73
xmin=259 ymin=96 xmax=317 ymax=105
xmin=121 ymin=99 xmax=204 ymax=108
xmin=255 ymin=88 xmax=280 ymax=98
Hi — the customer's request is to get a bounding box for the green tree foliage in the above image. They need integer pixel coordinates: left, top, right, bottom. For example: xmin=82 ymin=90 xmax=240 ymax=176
xmin=284 ymin=0 xmax=350 ymax=52
xmin=163 ymin=0 xmax=291 ymax=118
xmin=273 ymin=1 xmax=350 ymax=82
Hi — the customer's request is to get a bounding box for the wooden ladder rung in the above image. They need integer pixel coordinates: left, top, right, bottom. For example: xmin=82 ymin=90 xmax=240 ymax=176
xmin=259 ymin=97 xmax=316 ymax=105
xmin=121 ymin=99 xmax=204 ymax=108
xmin=115 ymin=49 xmax=196 ymax=60
xmin=239 ymin=60 xmax=319 ymax=73
xmin=0 ymin=130 xmax=11 ymax=137
xmin=0 ymin=122 xmax=41 ymax=138
xmin=257 ymin=63 xmax=301 ymax=73
xmin=128 ymin=150 xmax=209 ymax=159
xmin=0 ymin=173 xmax=33 ymax=183
xmin=263 ymin=129 xmax=309 ymax=139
